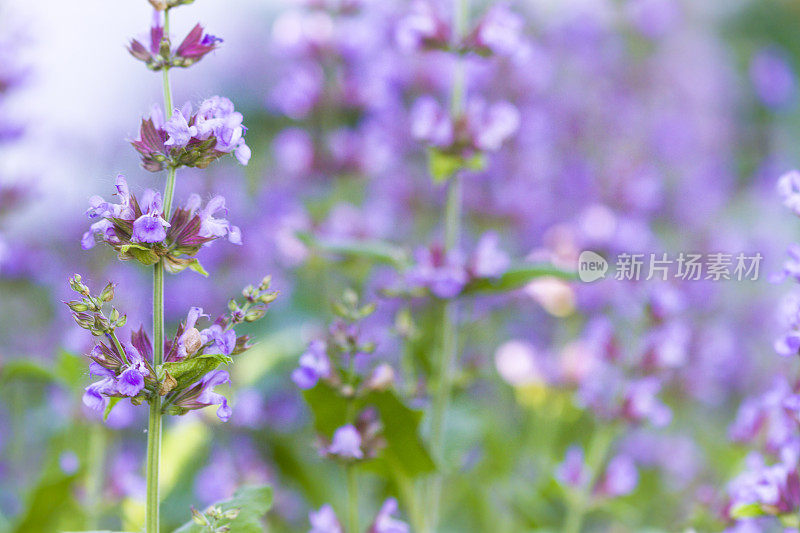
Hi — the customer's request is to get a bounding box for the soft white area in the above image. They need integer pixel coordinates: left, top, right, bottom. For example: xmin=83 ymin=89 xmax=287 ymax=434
xmin=2 ymin=0 xmax=273 ymax=231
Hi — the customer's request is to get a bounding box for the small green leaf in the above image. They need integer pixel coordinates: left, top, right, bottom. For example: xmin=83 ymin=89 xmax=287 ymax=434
xmin=730 ymin=502 xmax=765 ymax=519
xmin=302 ymin=384 xmax=435 ymax=478
xmin=428 ymin=149 xmax=486 ymax=183
xmin=103 ymin=397 xmax=122 ymax=421
xmin=172 ymin=485 xmax=273 ymax=533
xmin=163 ymin=353 xmax=233 ymax=388
xmin=461 ymin=262 xmax=577 ymax=295
xmin=186 ymin=258 xmax=209 ymax=277
xmin=296 ymin=232 xmax=409 ymax=269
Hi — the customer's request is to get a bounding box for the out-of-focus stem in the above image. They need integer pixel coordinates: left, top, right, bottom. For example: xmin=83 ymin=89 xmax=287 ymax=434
xmin=562 ymin=426 xmax=616 ymax=533
xmin=426 ymin=0 xmax=468 ymax=530
xmin=85 ymin=424 xmax=107 ymax=529
xmin=346 ymin=464 xmax=359 ymax=533
xmin=146 ymin=10 xmax=177 ymax=532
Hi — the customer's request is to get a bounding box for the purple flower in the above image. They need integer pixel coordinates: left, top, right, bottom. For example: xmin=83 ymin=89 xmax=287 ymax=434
xmin=132 ymin=213 xmax=169 ymax=243
xmin=174 ymin=23 xmax=222 ymax=65
xmin=395 ymin=0 xmax=450 ymax=52
xmin=466 ymin=99 xmax=520 ymax=152
xmin=292 ymin=340 xmax=331 ymax=389
xmin=163 ymin=105 xmax=198 ymax=148
xmin=169 ymin=369 xmax=233 ymax=422
xmin=326 ymin=424 xmax=363 ymax=459
xmin=778 ymin=170 xmax=800 ymax=216
xmin=750 ymin=47 xmax=796 ymax=109
xmin=200 ymin=324 xmax=237 ymax=356
xmin=469 ymin=232 xmax=510 ymax=278
xmin=625 ymin=0 xmax=681 ymax=40
xmin=131 ymin=96 xmax=250 ymax=171
xmin=116 ymin=344 xmax=149 ymax=397
xmin=728 ymin=447 xmax=800 ymax=516
xmin=197 ymin=196 xmax=242 ymax=244
xmin=556 ymin=446 xmax=589 ymax=488
xmin=594 ymin=455 xmax=638 ymax=498
xmin=309 ymin=504 xmax=342 ymax=533
xmin=410 ymin=96 xmax=453 ymax=148
xmin=369 ymin=498 xmax=409 ymax=533
xmin=406 ymin=245 xmax=468 ymax=298
xmin=82 ymin=377 xmax=117 ymax=411
xmin=467 ymin=4 xmax=524 ymax=56
xmin=622 ymin=377 xmax=672 ymax=427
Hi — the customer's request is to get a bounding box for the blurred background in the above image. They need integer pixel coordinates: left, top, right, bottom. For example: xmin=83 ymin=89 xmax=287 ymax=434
xmin=4 ymin=0 xmax=800 ymax=531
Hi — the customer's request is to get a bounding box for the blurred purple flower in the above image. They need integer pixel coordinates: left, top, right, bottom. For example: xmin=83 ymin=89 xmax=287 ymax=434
xmin=556 ymin=446 xmax=589 ymax=488
xmin=594 ymin=455 xmax=638 ymax=498
xmin=326 ymin=424 xmax=363 ymax=459
xmin=750 ymin=47 xmax=796 ymax=109
xmin=369 ymin=498 xmax=409 ymax=533
xmin=309 ymin=504 xmax=342 ymax=533
xmin=292 ymin=340 xmax=331 ymax=389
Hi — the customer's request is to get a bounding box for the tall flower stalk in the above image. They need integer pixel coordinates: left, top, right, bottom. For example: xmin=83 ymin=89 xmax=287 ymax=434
xmin=145 ymin=9 xmax=175 ymax=530
xmin=70 ymin=2 xmax=269 ymax=532
xmin=426 ymin=0 xmax=468 ymax=530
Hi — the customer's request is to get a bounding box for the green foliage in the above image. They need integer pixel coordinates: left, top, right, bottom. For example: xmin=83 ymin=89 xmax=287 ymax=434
xmin=428 ymin=149 xmax=486 ymax=183
xmin=461 ymin=262 xmax=577 ymax=295
xmin=172 ymin=485 xmax=273 ymax=533
xmin=162 ymin=353 xmax=233 ymax=388
xmin=303 ymin=384 xmax=435 ymax=478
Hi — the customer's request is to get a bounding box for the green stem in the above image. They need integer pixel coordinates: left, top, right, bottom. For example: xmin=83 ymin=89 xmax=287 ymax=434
xmin=425 ymin=0 xmax=467 ymax=528
xmin=346 ymin=464 xmax=358 ymax=533
xmin=562 ymin=426 xmax=616 ymax=533
xmin=85 ymin=424 xmax=107 ymax=529
xmin=145 ymin=12 xmax=177 ymax=531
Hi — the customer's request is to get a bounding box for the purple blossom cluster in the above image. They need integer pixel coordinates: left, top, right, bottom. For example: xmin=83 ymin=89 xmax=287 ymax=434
xmin=129 ymin=13 xmax=222 ymax=70
xmin=132 ymin=96 xmax=251 ymax=171
xmin=81 ymin=175 xmax=240 ymax=273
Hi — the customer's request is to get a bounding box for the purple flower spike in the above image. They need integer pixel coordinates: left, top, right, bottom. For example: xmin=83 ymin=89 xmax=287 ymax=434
xmin=309 ymin=504 xmax=342 ymax=533
xmin=292 ymin=340 xmax=331 ymax=389
xmin=327 ymin=424 xmax=363 ymax=459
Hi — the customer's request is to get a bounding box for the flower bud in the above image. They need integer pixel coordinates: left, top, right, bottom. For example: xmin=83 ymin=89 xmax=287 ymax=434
xmin=191 ymin=507 xmax=209 ymax=526
xmin=222 ymin=508 xmax=240 ymax=520
xmin=244 ymin=308 xmax=265 ymax=322
xmin=148 ymin=0 xmax=168 ymax=10
xmin=259 ymin=291 xmax=279 ymax=305
xmin=259 ymin=275 xmax=272 ymax=290
xmin=100 ymin=282 xmax=115 ymax=302
xmin=67 ymin=300 xmax=90 ymax=313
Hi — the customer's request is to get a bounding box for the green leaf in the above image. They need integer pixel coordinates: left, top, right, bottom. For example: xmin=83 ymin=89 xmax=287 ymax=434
xmin=172 ymin=485 xmax=273 ymax=533
xmin=186 ymin=258 xmax=209 ymax=277
xmin=0 ymin=360 xmax=58 ymax=385
xmin=302 ymin=384 xmax=435 ymax=478
xmin=163 ymin=353 xmax=233 ymax=388
xmin=103 ymin=397 xmax=121 ymax=421
xmin=296 ymin=232 xmax=409 ymax=269
xmin=729 ymin=502 xmax=765 ymax=519
xmin=428 ymin=149 xmax=486 ymax=183
xmin=461 ymin=262 xmax=577 ymax=295
xmin=118 ymin=244 xmax=160 ymax=265
xmin=368 ymin=389 xmax=436 ymax=477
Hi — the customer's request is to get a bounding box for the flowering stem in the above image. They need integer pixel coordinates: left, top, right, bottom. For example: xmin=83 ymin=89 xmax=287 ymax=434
xmin=426 ymin=0 xmax=468 ymax=529
xmin=146 ymin=11 xmax=177 ymax=532
xmin=562 ymin=425 xmax=616 ymax=533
